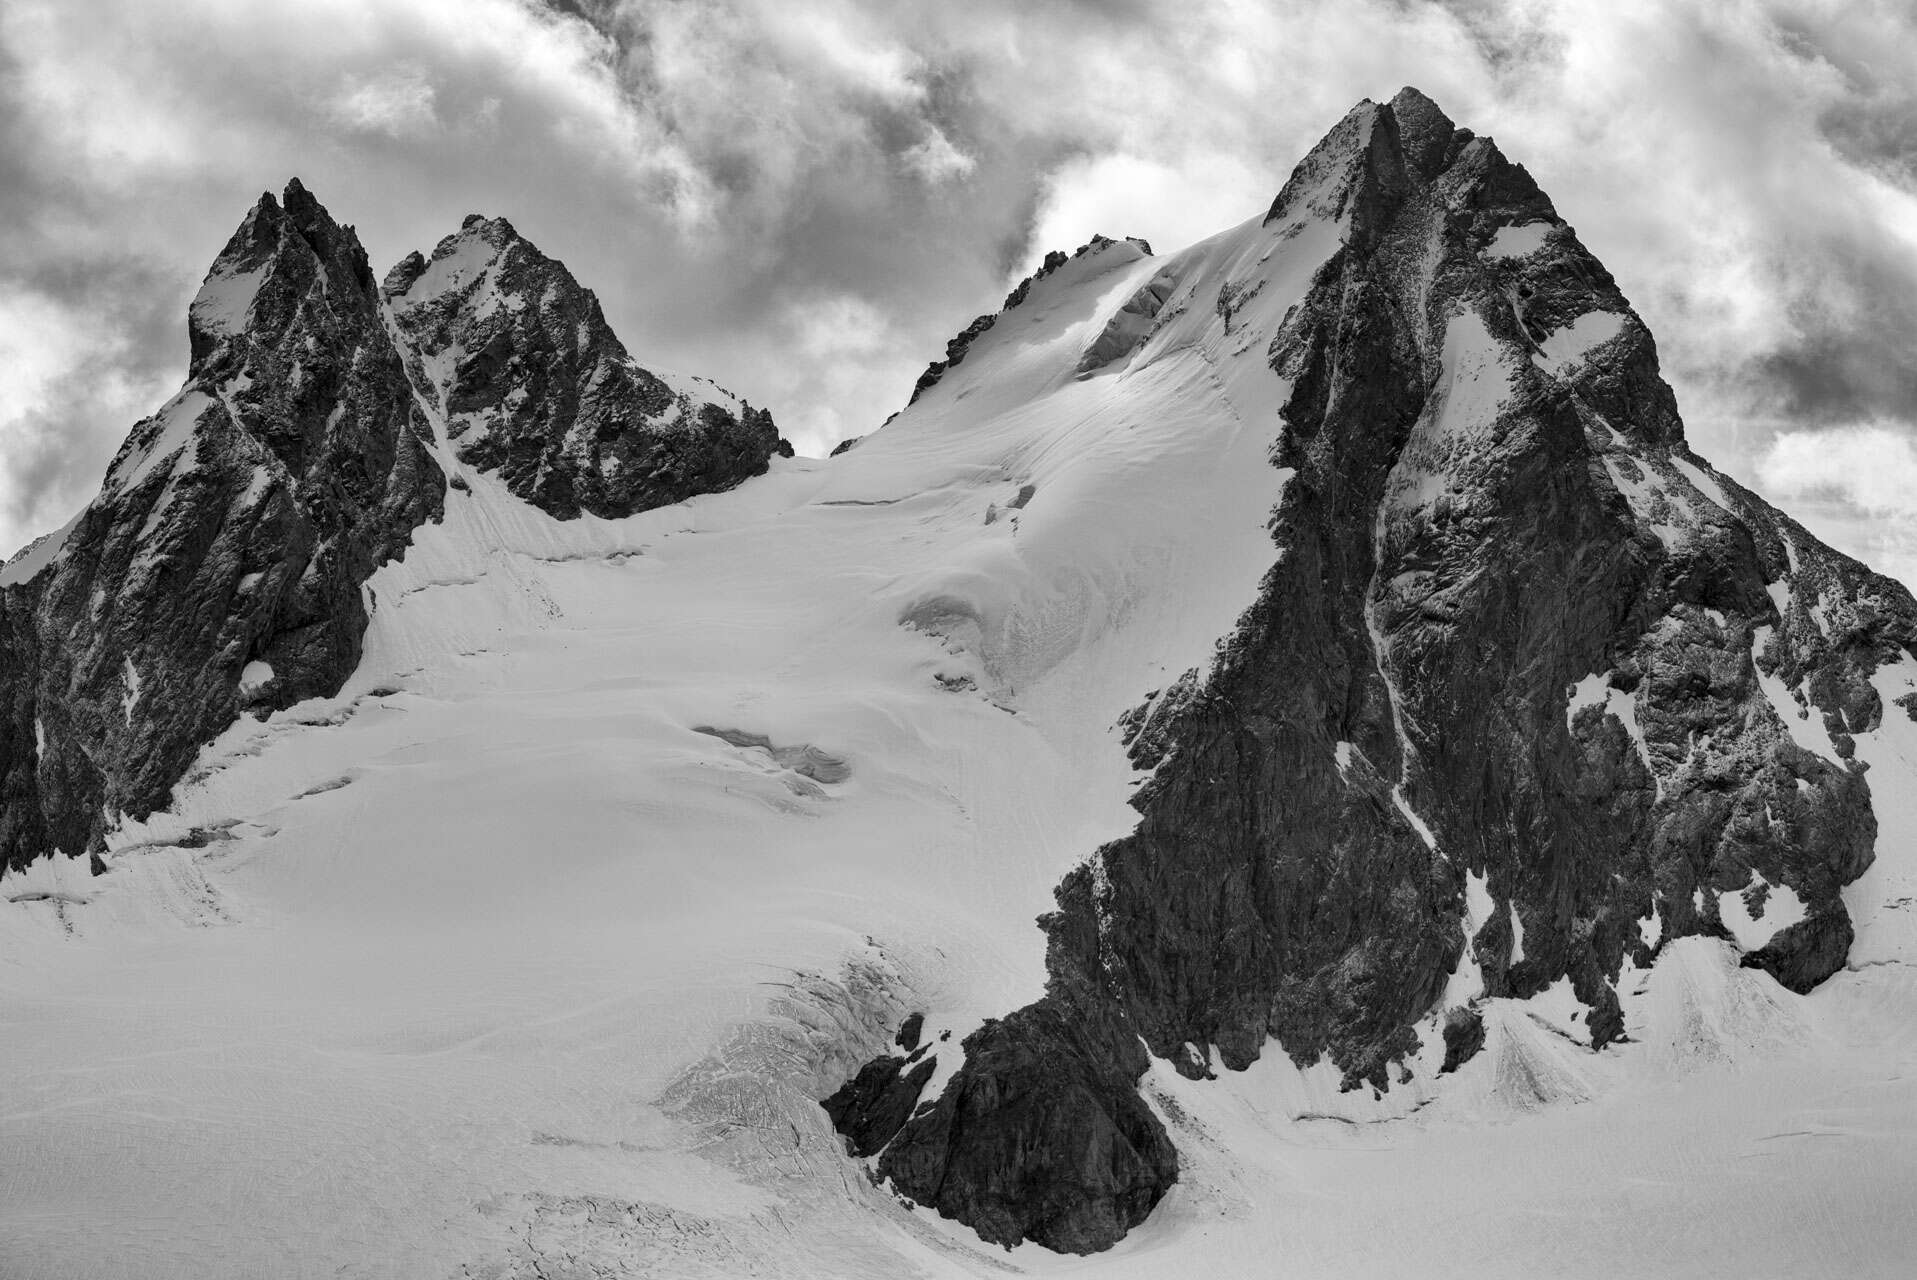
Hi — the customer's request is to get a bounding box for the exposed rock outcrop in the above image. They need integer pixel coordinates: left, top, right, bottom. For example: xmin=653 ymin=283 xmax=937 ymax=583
xmin=874 ymin=1000 xmax=1176 ymax=1254
xmin=827 ymin=87 xmax=1917 ymax=1252
xmin=820 ymin=1036 xmax=935 ymax=1159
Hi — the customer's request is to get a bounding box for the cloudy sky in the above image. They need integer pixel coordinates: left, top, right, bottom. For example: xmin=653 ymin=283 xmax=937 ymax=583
xmin=4 ymin=0 xmax=1917 ymax=579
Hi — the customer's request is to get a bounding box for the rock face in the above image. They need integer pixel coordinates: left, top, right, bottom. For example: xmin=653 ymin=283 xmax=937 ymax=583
xmin=386 ymin=216 xmax=787 ymax=520
xmin=826 ymin=88 xmax=1917 ymax=1252
xmin=0 ymin=181 xmax=445 ymax=870
xmin=0 ymin=183 xmax=789 ymax=874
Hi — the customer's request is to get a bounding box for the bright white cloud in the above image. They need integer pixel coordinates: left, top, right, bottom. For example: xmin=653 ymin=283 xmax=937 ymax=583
xmin=1029 ymin=152 xmax=1269 ymax=259
xmin=1759 ymin=423 xmax=1917 ymax=516
xmin=1756 ymin=423 xmax=1917 ymax=585
xmin=0 ymin=293 xmax=87 ymax=428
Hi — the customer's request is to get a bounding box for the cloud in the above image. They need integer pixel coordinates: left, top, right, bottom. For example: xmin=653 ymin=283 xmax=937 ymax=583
xmin=1028 ymin=152 xmax=1269 ymax=259
xmin=2 ymin=0 xmax=1916 ymax=593
xmin=901 ymin=127 xmax=977 ymax=184
xmin=1759 ymin=423 xmax=1917 ymax=517
xmin=328 ymin=65 xmax=441 ymax=138
xmin=1756 ymin=422 xmax=1917 ymax=586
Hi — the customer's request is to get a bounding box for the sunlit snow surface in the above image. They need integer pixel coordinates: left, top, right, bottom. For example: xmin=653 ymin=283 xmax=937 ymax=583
xmin=6 ymin=206 xmax=1917 ymax=1277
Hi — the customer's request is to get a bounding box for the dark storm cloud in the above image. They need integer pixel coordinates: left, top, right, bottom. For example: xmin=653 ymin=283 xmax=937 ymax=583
xmin=4 ymin=0 xmax=1917 ymax=588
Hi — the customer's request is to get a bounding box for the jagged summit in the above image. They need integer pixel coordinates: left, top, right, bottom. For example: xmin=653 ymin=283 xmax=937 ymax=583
xmin=0 ymin=178 xmax=442 ymax=872
xmin=188 ymin=178 xmax=383 ymax=375
xmin=386 ymin=209 xmax=789 ymax=519
xmin=1264 ymin=86 xmax=1489 ymax=230
xmin=1385 ymin=85 xmax=1468 ymax=179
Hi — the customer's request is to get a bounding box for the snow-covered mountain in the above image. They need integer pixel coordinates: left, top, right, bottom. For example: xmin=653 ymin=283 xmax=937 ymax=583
xmin=6 ymin=89 xmax=1917 ymax=1278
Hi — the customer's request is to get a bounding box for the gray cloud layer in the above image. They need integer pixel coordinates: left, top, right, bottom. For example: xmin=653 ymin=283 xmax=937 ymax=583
xmin=5 ymin=0 xmax=1917 ymax=581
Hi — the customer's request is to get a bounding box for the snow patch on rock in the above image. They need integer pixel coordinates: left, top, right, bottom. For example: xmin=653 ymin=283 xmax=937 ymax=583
xmin=1534 ymin=310 xmax=1624 ymax=372
xmin=1718 ymin=871 xmax=1808 ymax=952
xmin=1485 ymin=222 xmax=1552 ymax=259
xmin=238 ymin=660 xmax=276 ymax=699
xmin=188 ymin=256 xmax=269 ymax=338
xmin=1750 ymin=624 xmax=1845 ymax=765
xmin=109 ymin=390 xmax=214 ymax=492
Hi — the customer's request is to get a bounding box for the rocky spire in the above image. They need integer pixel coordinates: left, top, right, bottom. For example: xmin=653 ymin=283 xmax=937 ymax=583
xmin=385 ymin=215 xmax=789 ymax=519
xmin=0 ymin=180 xmax=445 ymax=869
xmin=1386 ymin=85 xmax=1466 ymax=181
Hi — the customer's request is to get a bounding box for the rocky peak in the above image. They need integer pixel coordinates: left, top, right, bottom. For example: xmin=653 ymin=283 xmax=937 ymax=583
xmin=0 ymin=179 xmax=444 ymax=872
xmin=824 ymin=89 xmax=1917 ymax=1255
xmin=387 ymin=214 xmax=787 ymax=519
xmin=0 ymin=179 xmax=791 ymax=875
xmin=1386 ymin=85 xmax=1465 ymax=181
xmin=187 ymin=178 xmax=381 ymax=382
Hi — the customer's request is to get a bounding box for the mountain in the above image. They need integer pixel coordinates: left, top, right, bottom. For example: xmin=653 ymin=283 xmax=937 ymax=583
xmin=6 ymin=91 xmax=1917 ymax=1279
xmin=0 ymin=182 xmax=787 ymax=876
xmin=819 ymin=86 xmax=1917 ymax=1252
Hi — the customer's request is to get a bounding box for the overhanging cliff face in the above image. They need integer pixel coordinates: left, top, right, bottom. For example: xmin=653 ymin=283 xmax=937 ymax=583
xmin=0 ymin=181 xmax=790 ymax=875
xmin=826 ymin=87 xmax=1917 ymax=1253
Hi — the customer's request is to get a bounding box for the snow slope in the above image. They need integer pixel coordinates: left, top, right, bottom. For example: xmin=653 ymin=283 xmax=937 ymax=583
xmin=6 ymin=194 xmax=1917 ymax=1279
